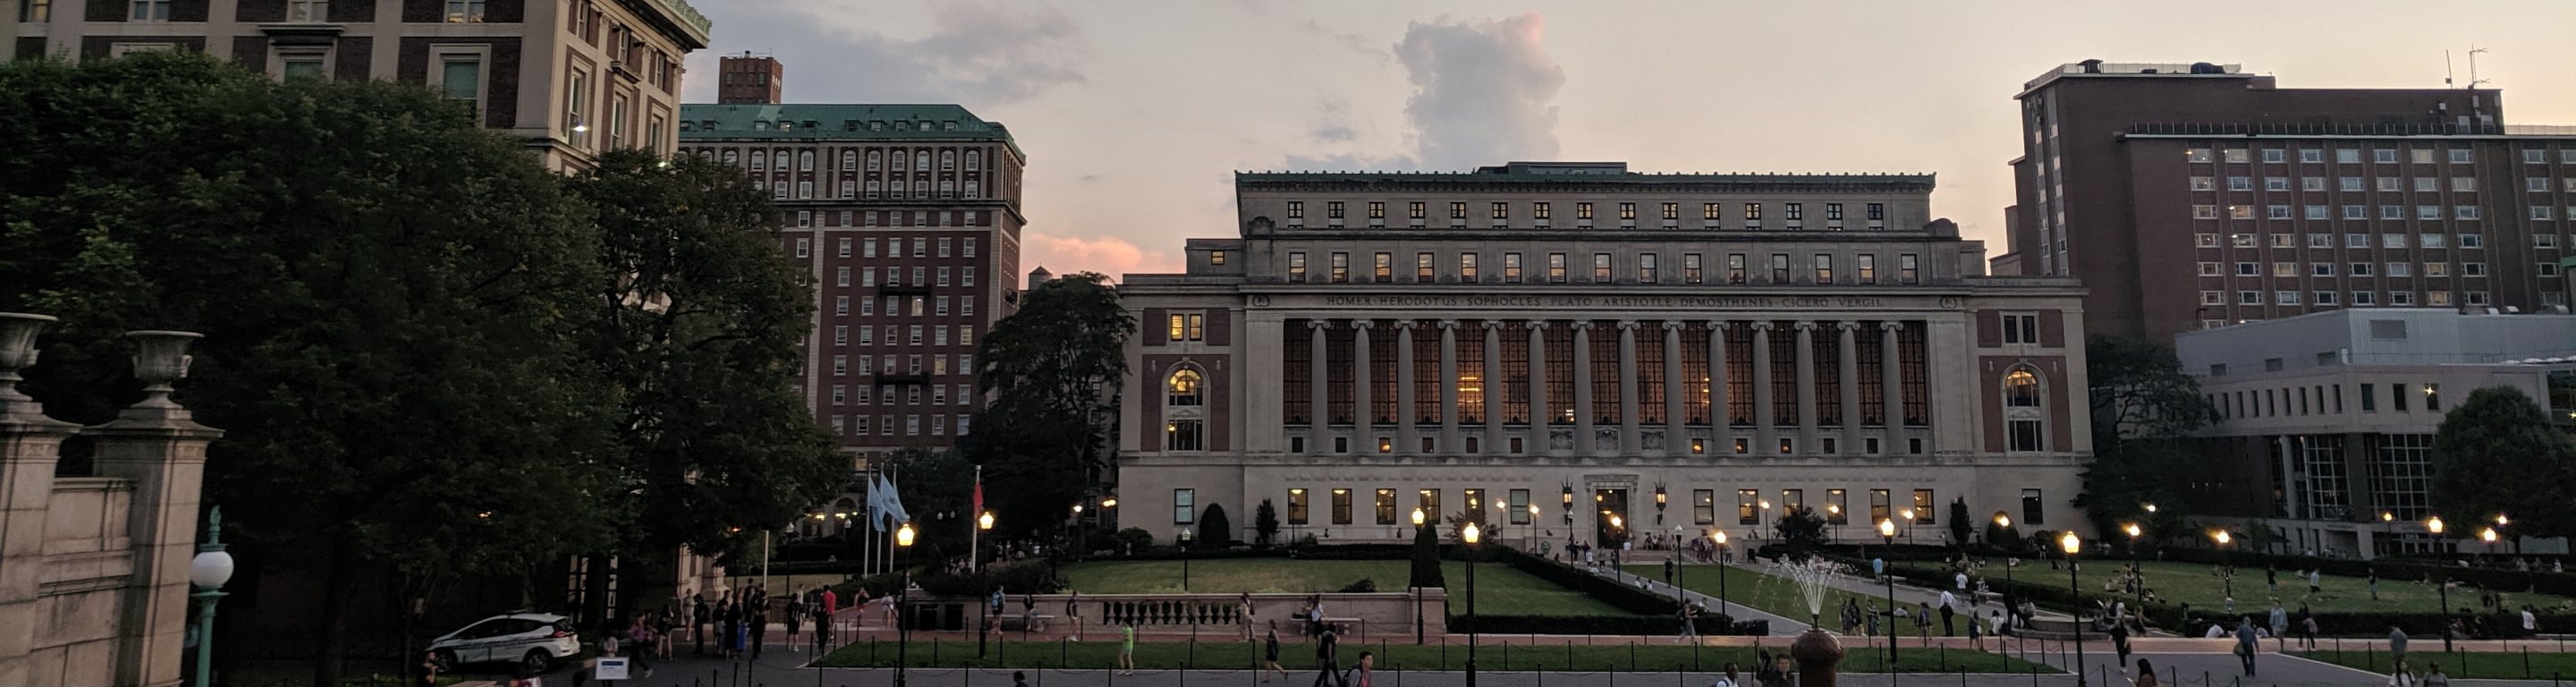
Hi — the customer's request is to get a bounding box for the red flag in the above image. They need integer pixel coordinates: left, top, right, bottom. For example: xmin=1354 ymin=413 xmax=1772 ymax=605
xmin=971 ymin=478 xmax=984 ymax=522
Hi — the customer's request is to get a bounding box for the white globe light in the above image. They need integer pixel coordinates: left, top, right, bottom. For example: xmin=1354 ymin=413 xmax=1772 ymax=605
xmin=191 ymin=550 xmax=234 ymax=589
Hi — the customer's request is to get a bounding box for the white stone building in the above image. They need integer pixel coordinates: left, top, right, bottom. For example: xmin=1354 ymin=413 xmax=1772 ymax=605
xmin=1109 ymin=162 xmax=2097 ymax=551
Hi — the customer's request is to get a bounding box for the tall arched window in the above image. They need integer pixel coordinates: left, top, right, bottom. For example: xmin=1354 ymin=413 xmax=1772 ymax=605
xmin=2003 ymin=366 xmax=2045 ymax=452
xmin=1168 ymin=369 xmax=1204 ymax=406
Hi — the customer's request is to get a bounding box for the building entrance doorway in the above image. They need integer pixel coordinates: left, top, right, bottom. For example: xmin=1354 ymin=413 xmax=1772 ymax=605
xmin=1593 ymin=488 xmax=1630 ymax=549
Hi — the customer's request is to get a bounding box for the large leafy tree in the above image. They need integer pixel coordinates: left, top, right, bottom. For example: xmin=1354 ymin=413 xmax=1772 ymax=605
xmin=2073 ymin=335 xmax=2211 ymax=545
xmin=2429 ymin=386 xmax=2576 ymax=538
xmin=0 ymin=54 xmax=621 ymax=685
xmin=564 ymin=149 xmax=846 ymax=605
xmin=959 ymin=273 xmax=1131 ymax=536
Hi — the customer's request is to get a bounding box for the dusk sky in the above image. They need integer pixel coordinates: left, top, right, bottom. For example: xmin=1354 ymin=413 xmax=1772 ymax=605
xmin=682 ymin=1 xmax=2576 ymax=281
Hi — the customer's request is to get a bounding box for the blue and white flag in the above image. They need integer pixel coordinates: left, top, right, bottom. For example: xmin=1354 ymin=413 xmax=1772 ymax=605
xmin=868 ymin=472 xmax=911 ymax=531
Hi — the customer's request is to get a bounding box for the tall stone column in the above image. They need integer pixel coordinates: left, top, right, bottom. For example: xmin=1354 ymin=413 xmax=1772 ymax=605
xmin=1793 ymin=322 xmax=1818 ymax=455
xmin=1662 ymin=321 xmax=1683 ymax=433
xmin=1353 ymin=320 xmax=1374 ymax=430
xmin=1837 ymin=322 xmax=1863 ymax=454
xmin=1881 ymin=322 xmax=1906 ymax=437
xmin=1437 ymin=320 xmax=1459 ymax=454
xmin=1571 ymin=320 xmax=1595 ymax=453
xmin=0 ymin=314 xmax=80 ymax=687
xmin=1395 ymin=320 xmax=1417 ymax=451
xmin=89 ymin=331 xmax=224 ymax=687
xmin=1750 ymin=322 xmax=1775 ymax=454
xmin=1708 ymin=321 xmax=1730 ymax=436
xmin=1616 ymin=320 xmax=1640 ymax=454
xmin=1309 ymin=321 xmax=1329 ymax=431
xmin=1527 ymin=321 xmax=1549 ymax=431
xmin=1482 ymin=320 xmax=1503 ymax=432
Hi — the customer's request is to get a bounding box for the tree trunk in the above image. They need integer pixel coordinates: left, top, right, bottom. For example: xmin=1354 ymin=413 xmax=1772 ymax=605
xmin=312 ymin=538 xmax=357 ymax=687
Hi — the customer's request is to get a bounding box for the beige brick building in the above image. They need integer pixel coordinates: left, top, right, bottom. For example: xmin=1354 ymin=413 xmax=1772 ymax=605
xmin=6 ymin=0 xmax=710 ymax=171
xmin=1115 ymin=162 xmax=2097 ymax=550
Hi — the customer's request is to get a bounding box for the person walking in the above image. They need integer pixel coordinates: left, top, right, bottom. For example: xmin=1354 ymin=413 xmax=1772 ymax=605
xmin=1937 ymin=589 xmax=1958 ymax=636
xmin=784 ymin=596 xmax=802 ymax=649
xmin=2309 ymin=569 xmax=2322 ymax=596
xmin=1914 ymin=601 xmax=1934 ymax=640
xmin=1310 ymin=625 xmax=1340 ymax=687
xmin=1119 ymin=622 xmax=1139 ymax=675
xmin=1967 ymin=608 xmax=1985 ymax=649
xmin=1679 ymin=601 xmax=1700 ymax=643
xmin=1263 ymin=628 xmax=1289 ymax=683
xmin=1713 ymin=662 xmax=1742 ymax=687
xmin=2268 ymin=603 xmax=2290 ymax=651
xmin=2233 ymin=617 xmax=2259 ymax=677
xmin=1342 ymin=651 xmax=1374 ymax=687
xmin=750 ymin=605 xmax=767 ymax=659
xmin=2109 ymin=618 xmax=2131 ymax=668
xmin=2421 ymin=662 xmax=2451 ymax=687
xmin=2389 ymin=625 xmax=2410 ymax=673
xmin=2298 ymin=606 xmax=2318 ymax=650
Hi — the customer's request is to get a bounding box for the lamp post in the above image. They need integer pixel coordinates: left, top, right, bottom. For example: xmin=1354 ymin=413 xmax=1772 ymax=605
xmin=2428 ymin=515 xmax=2453 ymax=653
xmin=1526 ymin=504 xmax=1540 ymax=550
xmin=1900 ymin=509 xmax=1916 ymax=546
xmin=1413 ymin=507 xmax=1428 ymax=645
xmin=1877 ymin=519 xmax=1898 ymax=664
xmin=1711 ymin=530 xmax=1731 ymax=622
xmin=1668 ymin=525 xmax=1682 ymax=589
xmin=2061 ymin=531 xmax=2088 ymax=687
xmin=190 ymin=507 xmax=233 ymax=687
xmin=2123 ymin=522 xmax=2142 ymax=562
xmin=1462 ymin=522 xmax=1482 ymax=687
xmin=977 ymin=510 xmax=996 ymax=657
xmin=1179 ymin=527 xmax=1193 ymax=592
xmin=1993 ymin=513 xmax=2012 ymax=548
xmin=1758 ymin=500 xmax=1773 ymax=548
xmin=2211 ymin=530 xmax=2235 ymax=612
xmin=895 ymin=522 xmax=916 ymax=687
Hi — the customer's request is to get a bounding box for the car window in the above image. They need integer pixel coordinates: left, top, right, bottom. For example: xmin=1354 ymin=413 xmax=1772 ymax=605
xmin=502 ymin=619 xmax=544 ymax=637
xmin=460 ymin=620 xmax=504 ymax=639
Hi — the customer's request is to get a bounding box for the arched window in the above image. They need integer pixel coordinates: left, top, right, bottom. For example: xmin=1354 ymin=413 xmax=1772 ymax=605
xmin=1168 ymin=368 xmax=1204 ymax=406
xmin=2004 ymin=369 xmax=2040 ymax=407
xmin=2003 ymin=366 xmax=2045 ymax=452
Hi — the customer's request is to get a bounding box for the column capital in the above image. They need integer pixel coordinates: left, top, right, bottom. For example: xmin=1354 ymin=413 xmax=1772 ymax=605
xmin=1616 ymin=320 xmax=1640 ymax=331
xmin=1663 ymin=320 xmax=1686 ymax=331
xmin=1879 ymin=321 xmax=1905 ymax=332
xmin=1792 ymin=321 xmax=1819 ymax=332
xmin=1750 ymin=322 xmax=1775 ymax=332
xmin=1438 ymin=319 xmax=1461 ymax=329
xmin=1569 ymin=320 xmax=1596 ymax=331
xmin=1352 ymin=319 xmax=1377 ymax=330
xmin=1309 ymin=320 xmax=1334 ymax=331
xmin=1394 ymin=320 xmax=1419 ymax=330
xmin=1836 ymin=321 xmax=1862 ymax=332
xmin=1707 ymin=320 xmax=1731 ymax=331
xmin=1481 ymin=320 xmax=1504 ymax=330
xmin=1529 ymin=320 xmax=1551 ymax=330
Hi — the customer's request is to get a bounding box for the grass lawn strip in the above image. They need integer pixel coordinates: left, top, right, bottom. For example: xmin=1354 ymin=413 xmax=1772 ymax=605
xmin=2291 ymin=649 xmax=2576 ymax=680
xmin=1893 ymin=559 xmax=2576 ymax=615
xmin=1063 ymin=559 xmax=1642 ymax=617
xmin=815 ymin=638 xmax=2059 ymax=674
xmin=1629 ymin=564 xmax=1946 ymax=634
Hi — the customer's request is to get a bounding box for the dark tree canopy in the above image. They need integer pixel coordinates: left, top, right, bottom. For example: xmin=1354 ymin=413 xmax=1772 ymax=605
xmin=2429 ymin=386 xmax=2576 ymax=538
xmin=960 ymin=273 xmax=1131 ymax=536
xmin=1946 ymin=498 xmax=1972 ymax=546
xmin=2075 ymin=335 xmax=2212 ymax=544
xmin=1254 ymin=499 xmax=1281 ymax=546
xmin=1775 ymin=506 xmax=1828 ymax=554
xmin=1199 ymin=504 xmax=1233 ymax=547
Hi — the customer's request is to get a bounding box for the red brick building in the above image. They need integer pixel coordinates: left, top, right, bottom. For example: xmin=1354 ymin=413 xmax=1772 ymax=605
xmin=1997 ymin=61 xmax=2576 ymax=340
xmin=715 ymin=52 xmax=780 ymax=105
xmin=676 ymin=103 xmax=1027 ymax=462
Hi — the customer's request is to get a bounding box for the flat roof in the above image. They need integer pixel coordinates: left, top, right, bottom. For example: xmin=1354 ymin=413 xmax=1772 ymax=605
xmin=676 ymin=104 xmax=1024 ymax=159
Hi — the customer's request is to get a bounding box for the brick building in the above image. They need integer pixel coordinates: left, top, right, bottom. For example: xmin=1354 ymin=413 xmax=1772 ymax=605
xmin=6 ymin=0 xmax=710 ymax=171
xmin=676 ymin=103 xmax=1027 ymax=462
xmin=1114 ymin=161 xmax=2097 ymax=547
xmin=1998 ymin=61 xmax=2576 ymax=340
xmin=714 ymin=51 xmax=778 ymax=104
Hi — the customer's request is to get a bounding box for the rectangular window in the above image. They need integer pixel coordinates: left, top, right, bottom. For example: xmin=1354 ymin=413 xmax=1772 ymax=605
xmin=1330 ymin=252 xmax=1349 ymax=283
xmin=1409 ymin=201 xmax=1426 ymax=219
xmin=1504 ymin=253 xmax=1523 ymax=283
xmin=1286 ymin=488 xmax=1311 ymax=525
xmin=1547 ymin=253 xmax=1568 ymax=283
xmin=1592 ymin=253 xmax=1612 ymax=282
xmin=1727 ymin=254 xmax=1748 ymax=284
xmin=1459 ymin=253 xmax=1479 ymax=281
xmin=1619 ymin=203 xmax=1637 ymax=220
xmin=1812 ymin=254 xmax=1834 ymax=283
xmin=1898 ymin=254 xmax=1919 ymax=284
xmin=1827 ymin=203 xmax=1845 ymax=221
xmin=1576 ymin=202 xmax=1593 ymax=220
xmin=1417 ymin=252 xmax=1435 ymax=282
xmin=2020 ymin=488 xmax=2046 ymax=525
xmin=1509 ymin=489 xmax=1531 ymax=524
xmin=1374 ymin=488 xmax=1397 ymax=525
xmin=1327 ymin=201 xmax=1344 ymax=219
xmin=1867 ymin=203 xmax=1885 ymax=221
xmin=1737 ymin=489 xmax=1759 ymax=525
xmin=1664 ymin=202 xmax=1682 ymax=220
xmin=1451 ymin=202 xmax=1469 ymax=219
xmin=1330 ymin=488 xmax=1352 ymax=524
xmin=1491 ymin=202 xmax=1509 ymax=220
xmin=1368 ymin=201 xmax=1385 ymax=219
xmin=1639 ymin=253 xmax=1657 ymax=282
xmin=1374 ymin=253 xmax=1393 ymax=282
xmin=1684 ymin=254 xmax=1704 ymax=284
xmin=1744 ymin=203 xmax=1763 ymax=220
xmin=1533 ymin=202 xmax=1551 ymax=220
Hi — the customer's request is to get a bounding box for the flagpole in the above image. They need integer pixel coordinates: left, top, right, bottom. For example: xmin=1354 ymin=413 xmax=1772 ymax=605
xmin=970 ymin=464 xmax=983 ymax=574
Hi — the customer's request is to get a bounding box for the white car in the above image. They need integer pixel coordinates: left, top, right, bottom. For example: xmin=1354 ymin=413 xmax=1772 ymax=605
xmin=428 ymin=612 xmax=579 ymax=675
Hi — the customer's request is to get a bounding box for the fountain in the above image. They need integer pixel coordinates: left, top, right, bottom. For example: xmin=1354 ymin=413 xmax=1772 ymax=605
xmin=1773 ymin=555 xmax=1846 ymax=627
xmin=1772 ymin=556 xmax=1849 ymax=687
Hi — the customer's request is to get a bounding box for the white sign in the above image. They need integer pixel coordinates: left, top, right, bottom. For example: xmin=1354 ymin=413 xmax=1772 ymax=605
xmin=595 ymin=657 xmax=630 ymax=681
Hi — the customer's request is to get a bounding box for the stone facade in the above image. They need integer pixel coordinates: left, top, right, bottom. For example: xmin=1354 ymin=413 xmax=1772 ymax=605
xmin=0 ymin=315 xmax=222 ymax=687
xmin=1114 ymin=162 xmax=2096 ymax=551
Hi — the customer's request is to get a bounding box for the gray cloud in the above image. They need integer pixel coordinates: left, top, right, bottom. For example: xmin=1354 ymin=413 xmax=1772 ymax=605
xmin=1392 ymin=13 xmax=1564 ymax=171
xmin=690 ymin=1 xmax=1089 ymax=106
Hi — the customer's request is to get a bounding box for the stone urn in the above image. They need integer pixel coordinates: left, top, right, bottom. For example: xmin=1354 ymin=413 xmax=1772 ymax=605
xmin=1790 ymin=625 xmax=1845 ymax=687
xmin=0 ymin=312 xmax=57 ymax=420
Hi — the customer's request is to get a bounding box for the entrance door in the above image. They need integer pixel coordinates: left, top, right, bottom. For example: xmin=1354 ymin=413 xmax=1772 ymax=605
xmin=1593 ymin=488 xmax=1630 ymax=549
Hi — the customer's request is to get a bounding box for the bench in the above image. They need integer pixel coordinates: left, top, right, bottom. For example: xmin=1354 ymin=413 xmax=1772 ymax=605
xmin=1001 ymin=614 xmax=1055 ymax=632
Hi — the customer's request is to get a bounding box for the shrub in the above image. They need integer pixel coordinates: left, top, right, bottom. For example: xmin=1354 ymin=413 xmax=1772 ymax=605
xmin=1338 ymin=578 xmax=1378 ymax=593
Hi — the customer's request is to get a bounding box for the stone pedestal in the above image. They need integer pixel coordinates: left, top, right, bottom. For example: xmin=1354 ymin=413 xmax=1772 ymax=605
xmin=90 ymin=331 xmax=223 ymax=687
xmin=1791 ymin=625 xmax=1845 ymax=687
xmin=0 ymin=314 xmax=80 ymax=687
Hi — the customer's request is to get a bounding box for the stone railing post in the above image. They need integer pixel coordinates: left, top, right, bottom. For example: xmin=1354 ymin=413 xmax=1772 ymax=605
xmin=0 ymin=313 xmax=80 ymax=687
xmin=89 ymin=330 xmax=224 ymax=687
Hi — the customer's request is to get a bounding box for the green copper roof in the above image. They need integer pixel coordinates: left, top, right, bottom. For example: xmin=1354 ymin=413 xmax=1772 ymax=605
xmin=677 ymin=104 xmax=1022 ymax=160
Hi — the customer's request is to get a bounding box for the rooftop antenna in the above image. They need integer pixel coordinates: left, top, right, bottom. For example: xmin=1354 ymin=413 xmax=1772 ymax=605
xmin=2444 ymin=50 xmax=2453 ymax=88
xmin=2467 ymin=46 xmax=2491 ymax=89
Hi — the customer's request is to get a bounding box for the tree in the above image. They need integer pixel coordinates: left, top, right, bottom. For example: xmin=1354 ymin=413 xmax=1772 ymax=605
xmin=1253 ymin=499 xmax=1281 ymax=546
xmin=2075 ymin=335 xmax=2213 ymax=543
xmin=1 ymin=53 xmax=622 ymax=686
xmin=884 ymin=446 xmax=974 ymax=561
xmin=1775 ymin=506 xmax=1827 ymax=554
xmin=1408 ymin=520 xmax=1445 ymax=589
xmin=2430 ymin=386 xmax=2576 ymax=538
xmin=1985 ymin=519 xmax=2021 ymax=551
xmin=565 ymin=148 xmax=845 ymax=603
xmin=1947 ymin=498 xmax=1972 ymax=546
xmin=960 ymin=273 xmax=1131 ymax=536
xmin=1199 ymin=504 xmax=1233 ymax=547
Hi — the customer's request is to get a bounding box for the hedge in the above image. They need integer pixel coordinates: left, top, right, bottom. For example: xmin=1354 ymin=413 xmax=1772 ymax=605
xmin=1450 ymin=613 xmax=1737 ymax=636
xmin=1856 ymin=556 xmax=2571 ymax=638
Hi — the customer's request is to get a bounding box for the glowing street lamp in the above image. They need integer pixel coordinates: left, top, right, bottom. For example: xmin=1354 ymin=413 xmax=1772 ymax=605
xmin=1877 ymin=519 xmax=1898 ymax=663
xmin=1462 ymin=522 xmax=1483 ymax=687
xmin=1710 ymin=530 xmax=1732 ymax=621
xmin=895 ymin=522 xmax=916 ymax=687
xmin=1412 ymin=507 xmax=1428 ymax=644
xmin=2061 ymin=532 xmax=2088 ymax=687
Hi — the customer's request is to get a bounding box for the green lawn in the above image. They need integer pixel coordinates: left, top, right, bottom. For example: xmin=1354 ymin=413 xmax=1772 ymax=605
xmin=815 ymin=638 xmax=2060 ymax=674
xmin=1628 ymin=564 xmax=1938 ymax=633
xmin=1063 ymin=559 xmax=1641 ymax=616
xmin=1903 ymin=559 xmax=2576 ymax=615
xmin=2293 ymin=649 xmax=2576 ymax=680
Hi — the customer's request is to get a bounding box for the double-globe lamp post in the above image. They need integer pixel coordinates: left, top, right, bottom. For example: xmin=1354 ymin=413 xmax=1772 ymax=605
xmin=2061 ymin=531 xmax=2088 ymax=687
xmin=1462 ymin=522 xmax=1483 ymax=687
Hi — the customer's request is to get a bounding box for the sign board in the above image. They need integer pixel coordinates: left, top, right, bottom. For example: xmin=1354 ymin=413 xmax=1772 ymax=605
xmin=595 ymin=657 xmax=630 ymax=681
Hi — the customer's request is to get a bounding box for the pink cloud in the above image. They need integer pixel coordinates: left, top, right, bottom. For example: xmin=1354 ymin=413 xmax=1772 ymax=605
xmin=1021 ymin=231 xmax=1182 ymax=282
